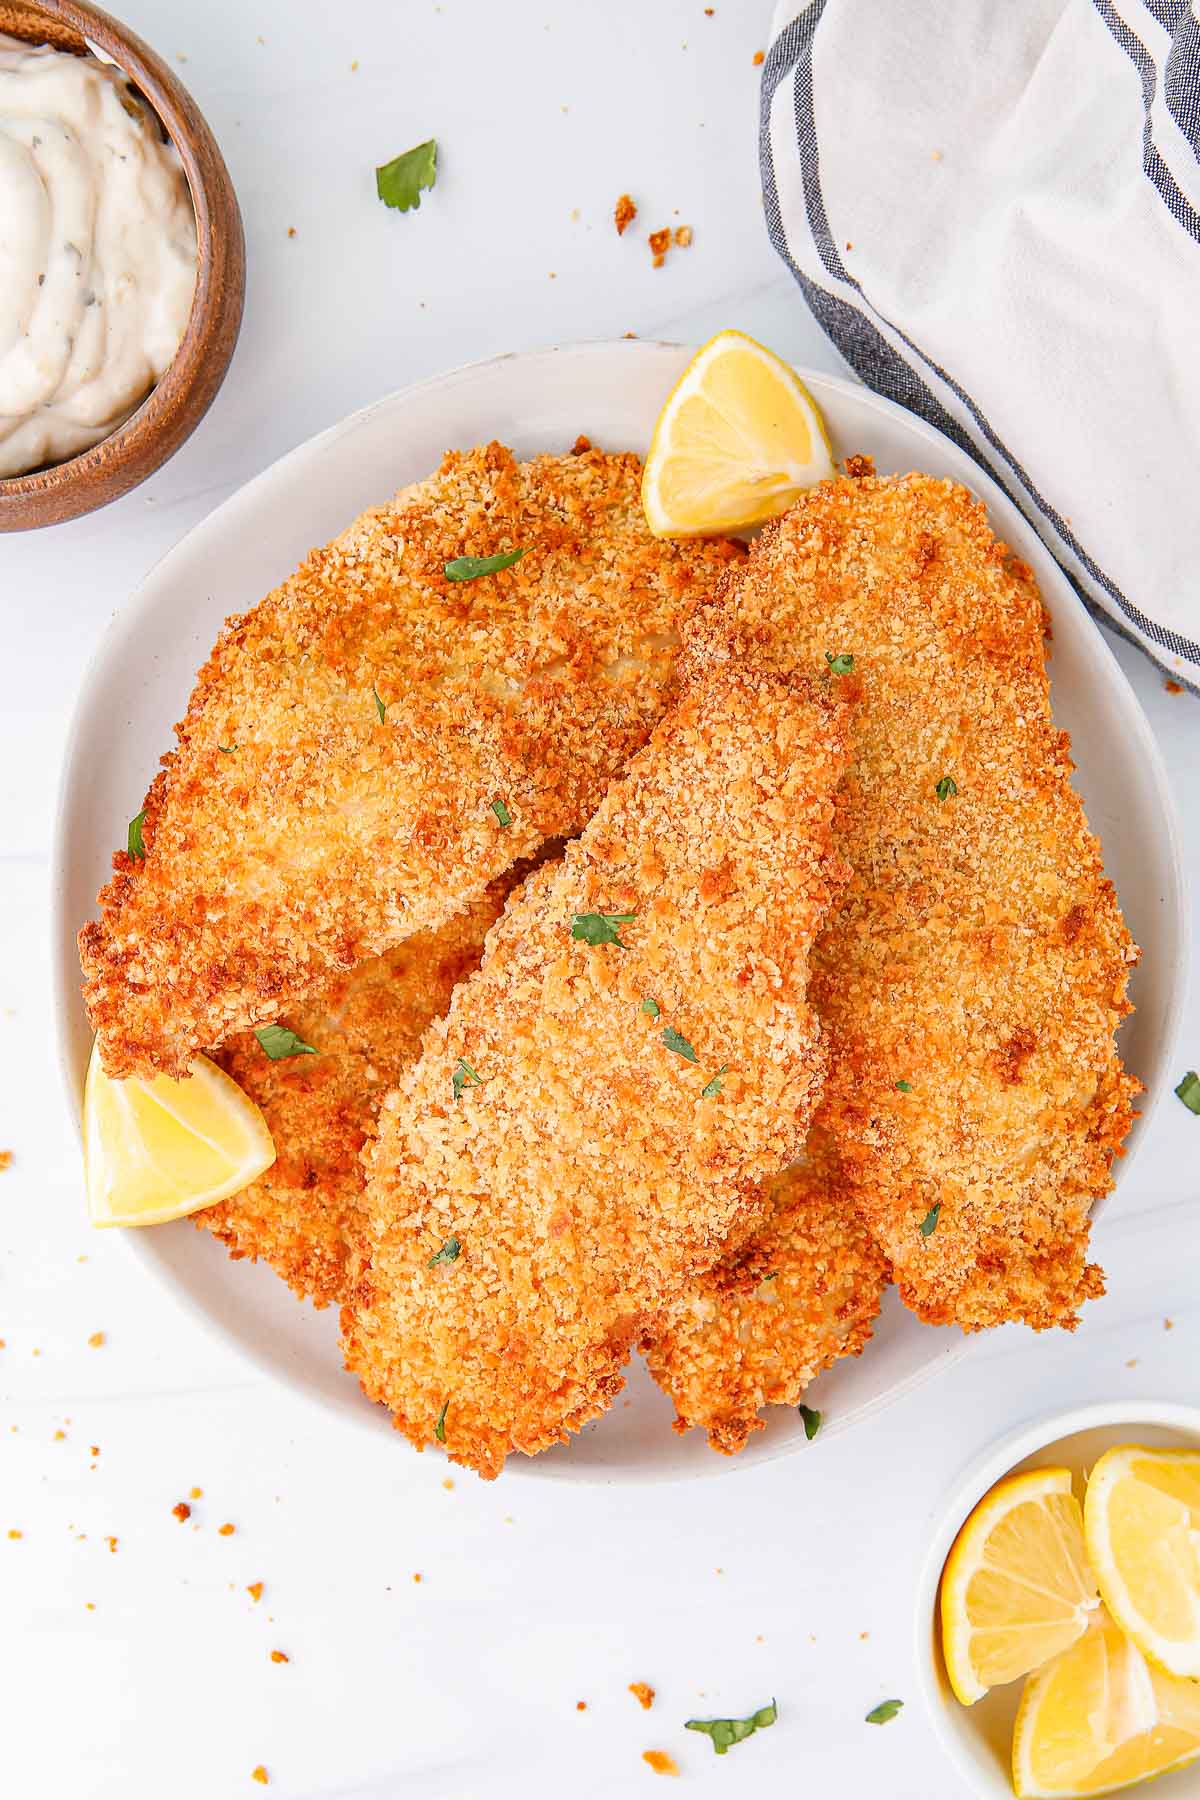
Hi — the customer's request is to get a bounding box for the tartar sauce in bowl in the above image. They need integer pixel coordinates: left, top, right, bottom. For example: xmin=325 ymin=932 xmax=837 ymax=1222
xmin=0 ymin=32 xmax=197 ymax=479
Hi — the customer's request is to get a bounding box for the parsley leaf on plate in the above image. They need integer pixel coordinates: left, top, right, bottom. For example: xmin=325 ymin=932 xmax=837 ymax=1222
xmin=935 ymin=776 xmax=958 ymax=802
xmin=373 ymin=686 xmax=387 ymax=723
xmin=127 ymin=810 xmax=146 ymax=858
xmin=919 ymin=1202 xmax=941 ymax=1237
xmin=685 ymin=1700 xmax=777 ymax=1755
xmin=641 ymin=998 xmax=661 ymax=1019
xmin=798 ymin=1404 xmax=822 ymax=1440
xmin=895 ymin=1079 xmax=913 ymax=1093
xmin=434 ymin=1398 xmax=448 ymax=1443
xmin=572 ymin=911 xmax=636 ymax=947
xmin=700 ymin=1065 xmax=728 ymax=1099
xmin=452 ymin=1058 xmax=483 ymax=1100
xmin=444 ymin=549 xmax=527 ymax=582
xmin=865 ymin=1699 xmax=903 ymax=1725
xmin=662 ymin=1026 xmax=698 ymax=1064
xmin=427 ymin=1237 xmax=461 ymax=1268
xmin=255 ymin=1025 xmax=318 ymax=1061
xmin=1175 ymin=1071 xmax=1200 ymax=1114
xmin=825 ymin=651 xmax=854 ymax=675
xmin=375 ymin=138 xmax=437 ymax=212
xmin=491 ymin=799 xmax=512 ymax=828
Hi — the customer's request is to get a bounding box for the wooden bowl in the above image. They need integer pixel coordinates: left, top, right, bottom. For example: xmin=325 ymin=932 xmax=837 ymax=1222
xmin=0 ymin=0 xmax=245 ymax=529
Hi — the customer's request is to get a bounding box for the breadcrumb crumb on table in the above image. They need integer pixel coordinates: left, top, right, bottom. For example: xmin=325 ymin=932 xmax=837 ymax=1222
xmin=269 ymin=1650 xmax=289 ymax=1664
xmin=218 ymin=1523 xmax=236 ymax=1537
xmin=251 ymin=1769 xmax=269 ymax=1787
xmin=643 ymin=1751 xmax=679 ymax=1776
xmin=614 ymin=193 xmax=637 ymax=235
xmin=0 ymin=1150 xmax=11 ymax=1171
xmin=87 ymin=1332 xmax=104 ymax=1348
xmin=752 ymin=48 xmax=764 ymax=64
xmin=630 ymin=1682 xmax=655 ymax=1710
xmin=674 ymin=225 xmax=693 ymax=248
xmin=172 ymin=1502 xmax=191 ymax=1522
xmin=1166 ymin=679 xmax=1184 ymax=694
xmin=247 ymin=1582 xmax=264 ymax=1601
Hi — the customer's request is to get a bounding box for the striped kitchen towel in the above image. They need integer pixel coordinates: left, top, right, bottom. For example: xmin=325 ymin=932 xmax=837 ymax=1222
xmin=760 ymin=0 xmax=1200 ymax=684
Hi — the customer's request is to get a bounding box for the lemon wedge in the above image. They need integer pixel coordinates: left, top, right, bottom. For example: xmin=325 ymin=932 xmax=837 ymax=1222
xmin=84 ymin=1039 xmax=275 ymax=1228
xmin=1013 ymin=1606 xmax=1200 ymax=1797
xmin=940 ymin=1467 xmax=1100 ymax=1705
xmin=641 ymin=329 xmax=835 ymax=536
xmin=1084 ymin=1446 xmax=1200 ymax=1679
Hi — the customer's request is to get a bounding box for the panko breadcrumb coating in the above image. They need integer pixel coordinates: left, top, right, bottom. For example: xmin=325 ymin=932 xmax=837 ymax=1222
xmin=203 ymin=883 xmax=517 ymax=1308
xmin=79 ymin=442 xmax=742 ymax=1079
xmin=642 ymin=1132 xmax=889 ymax=1453
xmin=340 ymin=628 xmax=850 ymax=1478
xmin=689 ymin=467 xmax=1138 ymax=1332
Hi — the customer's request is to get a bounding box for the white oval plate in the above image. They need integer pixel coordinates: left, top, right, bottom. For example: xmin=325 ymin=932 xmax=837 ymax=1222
xmin=53 ymin=341 xmax=1185 ymax=1483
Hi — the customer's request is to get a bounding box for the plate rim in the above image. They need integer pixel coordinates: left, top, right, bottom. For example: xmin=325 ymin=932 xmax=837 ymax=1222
xmin=50 ymin=337 xmax=1187 ymax=1482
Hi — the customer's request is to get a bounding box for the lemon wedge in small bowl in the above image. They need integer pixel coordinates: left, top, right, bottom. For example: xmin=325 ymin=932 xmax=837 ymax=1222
xmin=84 ymin=1039 xmax=275 ymax=1228
xmin=640 ymin=328 xmax=835 ymax=537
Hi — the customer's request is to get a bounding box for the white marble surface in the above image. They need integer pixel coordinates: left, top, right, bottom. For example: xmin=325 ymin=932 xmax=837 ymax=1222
xmin=2 ymin=2 xmax=1199 ymax=1796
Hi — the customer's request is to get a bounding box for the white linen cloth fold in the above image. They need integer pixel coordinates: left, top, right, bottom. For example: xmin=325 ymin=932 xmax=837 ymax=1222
xmin=761 ymin=0 xmax=1200 ymax=683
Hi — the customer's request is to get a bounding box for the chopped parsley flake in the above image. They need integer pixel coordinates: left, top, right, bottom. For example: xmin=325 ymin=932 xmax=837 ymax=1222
xmin=127 ymin=810 xmax=146 ymax=858
xmin=700 ymin=1065 xmax=728 ymax=1099
xmin=373 ymin=686 xmax=387 ymax=723
xmin=451 ymin=1058 xmax=482 ymax=1100
xmin=444 ymin=549 xmax=527 ymax=582
xmin=255 ymin=1025 xmax=318 ymax=1060
xmin=427 ymin=1237 xmax=461 ymax=1268
xmin=935 ymin=776 xmax=958 ymax=802
xmin=571 ymin=911 xmax=636 ymax=947
xmin=434 ymin=1398 xmax=448 ymax=1443
xmin=491 ymin=798 xmax=512 ymax=828
xmin=1175 ymin=1072 xmax=1200 ymax=1115
xmin=686 ymin=1700 xmax=777 ymax=1755
xmin=375 ymin=138 xmax=437 ymax=212
xmin=798 ymin=1404 xmax=822 ymax=1440
xmin=217 ymin=745 xmax=236 ymax=754
xmin=641 ymin=998 xmax=661 ymax=1019
xmin=919 ymin=1202 xmax=941 ymax=1238
xmin=662 ymin=1026 xmax=698 ymax=1064
xmin=825 ymin=652 xmax=854 ymax=675
xmin=865 ymin=1699 xmax=904 ymax=1725
xmin=895 ymin=1079 xmax=913 ymax=1093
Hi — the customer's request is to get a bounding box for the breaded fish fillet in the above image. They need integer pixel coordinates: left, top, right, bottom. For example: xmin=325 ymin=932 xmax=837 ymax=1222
xmin=79 ymin=442 xmax=741 ymax=1079
xmin=688 ymin=467 xmax=1138 ymax=1332
xmin=340 ymin=630 xmax=850 ymax=1478
xmin=203 ymin=883 xmax=514 ymax=1309
xmin=642 ymin=1131 xmax=889 ymax=1454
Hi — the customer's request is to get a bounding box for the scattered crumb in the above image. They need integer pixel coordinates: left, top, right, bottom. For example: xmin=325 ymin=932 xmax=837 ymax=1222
xmin=87 ymin=1332 xmax=105 ymax=1348
xmin=752 ymin=49 xmax=764 ymax=64
xmin=77 ymin=1255 xmax=87 ymax=1263
xmin=251 ymin=1770 xmax=269 ymax=1787
xmin=931 ymin=149 xmax=943 ymax=161
xmin=1126 ymin=1357 xmax=1139 ymax=1368
xmin=643 ymin=1751 xmax=679 ymax=1776
xmin=176 ymin=52 xmax=188 ymax=63
xmin=412 ymin=1572 xmax=422 ymax=1584
xmin=629 ymin=1682 xmax=655 ymax=1710
xmin=615 ymin=194 xmax=637 ymax=236
xmin=350 ymin=59 xmax=359 ymax=71
xmin=648 ymin=228 xmax=670 ymax=258
xmin=569 ymin=208 xmax=580 ymax=223
xmin=85 ymin=1602 xmax=94 ymax=1610
xmin=860 ymin=1631 xmax=870 ymax=1640
xmin=7 ymin=1529 xmax=22 ymax=1540
xmin=190 ymin=1487 xmax=203 ymax=1500
xmin=576 ymin=1701 xmax=587 ymax=1712
xmin=705 ymin=6 xmax=714 ymax=13
xmin=1166 ymin=679 xmax=1184 ymax=694
xmin=247 ymin=1582 xmax=264 ymax=1602
xmin=53 ymin=1430 xmax=65 ymax=1442
xmin=571 ymin=434 xmax=592 ymax=455
xmin=1165 ymin=1318 xmax=1175 ymax=1330
xmin=286 ymin=227 xmax=296 ymax=239
xmin=674 ymin=225 xmax=693 ymax=248
xmin=442 ymin=1478 xmax=455 ymax=1490
xmin=548 ymin=272 xmax=557 ymax=279
xmin=31 ymin=1348 xmax=40 ymax=1357
xmin=0 ymin=1150 xmax=11 ymax=1171
xmin=269 ymin=1650 xmax=289 ymax=1664
xmin=105 ymin=1536 xmax=118 ymax=1553
xmin=218 ymin=1523 xmax=236 ymax=1537
xmin=90 ymin=1446 xmax=100 ymax=1457
xmin=845 ymin=241 xmax=854 ymax=251
xmin=172 ymin=1503 xmax=191 ymax=1523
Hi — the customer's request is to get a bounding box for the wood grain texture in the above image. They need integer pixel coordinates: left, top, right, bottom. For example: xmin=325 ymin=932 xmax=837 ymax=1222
xmin=0 ymin=0 xmax=245 ymax=530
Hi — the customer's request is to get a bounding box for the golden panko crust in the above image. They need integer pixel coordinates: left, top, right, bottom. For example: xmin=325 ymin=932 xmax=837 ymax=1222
xmin=642 ymin=1132 xmax=889 ymax=1454
xmin=79 ymin=442 xmax=743 ymax=1079
xmin=686 ymin=469 xmax=1138 ymax=1332
xmin=340 ymin=633 xmax=850 ymax=1478
xmin=202 ymin=884 xmax=514 ymax=1308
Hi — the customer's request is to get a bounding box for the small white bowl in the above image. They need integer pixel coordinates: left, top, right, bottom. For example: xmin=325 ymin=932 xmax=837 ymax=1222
xmin=915 ymin=1401 xmax=1200 ymax=1799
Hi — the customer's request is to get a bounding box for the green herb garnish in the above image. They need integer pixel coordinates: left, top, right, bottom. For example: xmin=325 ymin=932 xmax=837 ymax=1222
xmin=434 ymin=1398 xmax=448 ymax=1443
xmin=373 ymin=686 xmax=387 ymax=723
xmin=127 ymin=810 xmax=146 ymax=858
xmin=427 ymin=1237 xmax=461 ymax=1268
xmin=255 ymin=1025 xmax=318 ymax=1061
xmin=452 ymin=1058 xmax=482 ymax=1100
xmin=444 ymin=549 xmax=527 ymax=582
xmin=217 ymin=745 xmax=236 ymax=754
xmin=865 ymin=1699 xmax=903 ymax=1725
xmin=700 ymin=1065 xmax=728 ymax=1099
xmin=935 ymin=776 xmax=958 ymax=802
xmin=1175 ymin=1071 xmax=1200 ymax=1114
xmin=895 ymin=1079 xmax=913 ymax=1093
xmin=686 ymin=1700 xmax=777 ymax=1756
xmin=798 ymin=1404 xmax=822 ymax=1440
xmin=641 ymin=998 xmax=661 ymax=1019
xmin=825 ymin=652 xmax=854 ymax=675
xmin=662 ymin=1026 xmax=698 ymax=1064
xmin=491 ymin=799 xmax=512 ymax=828
xmin=918 ymin=1202 xmax=941 ymax=1237
xmin=572 ymin=911 xmax=636 ymax=947
xmin=375 ymin=138 xmax=437 ymax=212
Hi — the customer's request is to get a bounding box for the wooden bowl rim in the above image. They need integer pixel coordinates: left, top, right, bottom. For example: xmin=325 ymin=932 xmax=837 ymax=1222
xmin=0 ymin=0 xmax=245 ymax=528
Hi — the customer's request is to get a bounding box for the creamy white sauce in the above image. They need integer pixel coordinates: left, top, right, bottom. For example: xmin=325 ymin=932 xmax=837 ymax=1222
xmin=0 ymin=33 xmax=197 ymax=479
